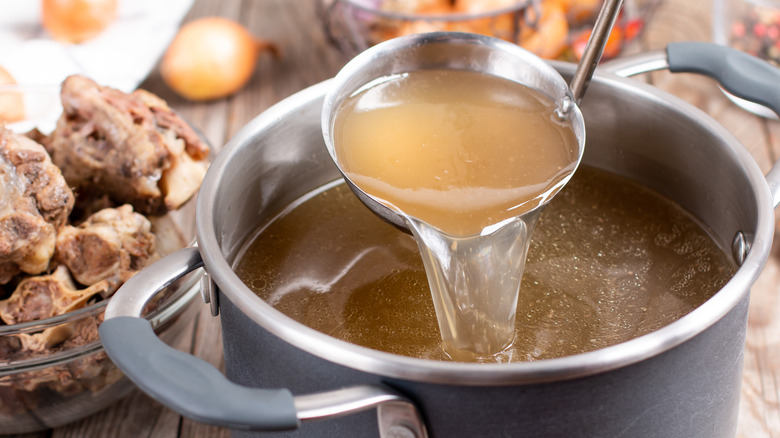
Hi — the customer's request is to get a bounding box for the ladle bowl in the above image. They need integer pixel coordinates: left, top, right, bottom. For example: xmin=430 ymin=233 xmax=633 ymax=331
xmin=321 ymin=31 xmax=586 ymax=233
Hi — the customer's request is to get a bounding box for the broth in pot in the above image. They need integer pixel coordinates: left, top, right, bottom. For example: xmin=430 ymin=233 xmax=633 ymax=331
xmin=234 ymin=166 xmax=736 ymax=362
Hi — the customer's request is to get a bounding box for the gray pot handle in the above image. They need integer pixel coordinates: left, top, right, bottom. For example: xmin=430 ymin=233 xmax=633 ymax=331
xmin=99 ymin=247 xmax=428 ymax=436
xmin=602 ymin=42 xmax=780 ymax=207
xmin=665 ymin=42 xmax=780 ymax=119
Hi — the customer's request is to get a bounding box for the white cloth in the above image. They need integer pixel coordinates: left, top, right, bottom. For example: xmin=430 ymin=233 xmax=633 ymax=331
xmin=0 ymin=0 xmax=193 ymax=131
xmin=0 ymin=0 xmax=193 ymax=91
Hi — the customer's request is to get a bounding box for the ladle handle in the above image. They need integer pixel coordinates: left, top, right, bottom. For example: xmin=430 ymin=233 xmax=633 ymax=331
xmin=99 ymin=247 xmax=427 ymax=435
xmin=569 ymin=0 xmax=624 ymax=104
xmin=603 ymin=42 xmax=780 ymax=207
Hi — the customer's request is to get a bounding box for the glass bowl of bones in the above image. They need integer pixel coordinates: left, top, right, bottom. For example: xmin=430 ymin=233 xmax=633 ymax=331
xmin=0 ymin=75 xmax=209 ymax=433
xmin=319 ymin=0 xmax=658 ymax=61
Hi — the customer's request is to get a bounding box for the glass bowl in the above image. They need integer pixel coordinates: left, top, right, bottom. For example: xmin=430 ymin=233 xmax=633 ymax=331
xmin=0 ymin=83 xmax=203 ymax=433
xmin=0 ymin=281 xmax=199 ymax=434
xmin=319 ymin=0 xmax=659 ymax=61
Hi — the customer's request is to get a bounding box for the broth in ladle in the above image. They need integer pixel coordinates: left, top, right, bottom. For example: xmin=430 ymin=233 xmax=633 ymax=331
xmin=234 ymin=166 xmax=736 ymax=362
xmin=332 ymin=69 xmax=579 ymax=236
xmin=329 ymin=69 xmax=580 ymax=360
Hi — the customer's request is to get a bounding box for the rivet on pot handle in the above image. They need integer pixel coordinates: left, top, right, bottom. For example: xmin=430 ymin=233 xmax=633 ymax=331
xmin=99 ymin=247 xmax=429 ymax=436
xmin=603 ymin=42 xmax=780 ymax=207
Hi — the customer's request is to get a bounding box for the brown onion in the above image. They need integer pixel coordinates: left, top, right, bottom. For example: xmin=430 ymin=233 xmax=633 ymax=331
xmin=41 ymin=0 xmax=117 ymax=44
xmin=160 ymin=17 xmax=277 ymax=101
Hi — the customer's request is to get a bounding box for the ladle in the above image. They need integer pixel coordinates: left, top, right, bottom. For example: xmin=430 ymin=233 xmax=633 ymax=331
xmin=321 ymin=0 xmax=623 ymax=361
xmin=324 ymin=0 xmax=623 ymax=233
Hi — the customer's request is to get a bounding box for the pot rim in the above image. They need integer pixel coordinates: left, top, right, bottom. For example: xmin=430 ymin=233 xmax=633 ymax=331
xmin=197 ymin=66 xmax=775 ymax=386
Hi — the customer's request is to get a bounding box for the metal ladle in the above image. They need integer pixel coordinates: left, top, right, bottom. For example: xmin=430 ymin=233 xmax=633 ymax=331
xmin=322 ymin=0 xmax=624 ymax=233
xmin=321 ymin=0 xmax=626 ymax=360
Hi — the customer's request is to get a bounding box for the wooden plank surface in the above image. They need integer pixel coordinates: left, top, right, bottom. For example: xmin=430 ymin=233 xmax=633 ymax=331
xmin=11 ymin=0 xmax=779 ymax=436
xmin=640 ymin=2 xmax=780 ymax=437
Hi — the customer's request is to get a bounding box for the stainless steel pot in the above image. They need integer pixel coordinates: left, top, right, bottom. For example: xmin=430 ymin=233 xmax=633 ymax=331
xmin=100 ymin=38 xmax=780 ymax=438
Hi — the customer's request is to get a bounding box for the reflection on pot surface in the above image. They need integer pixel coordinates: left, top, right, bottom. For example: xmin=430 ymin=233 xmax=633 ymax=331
xmin=235 ymin=165 xmax=737 ymax=362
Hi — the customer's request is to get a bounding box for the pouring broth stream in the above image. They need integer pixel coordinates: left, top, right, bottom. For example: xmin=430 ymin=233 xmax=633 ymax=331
xmin=331 ymin=69 xmax=580 ymax=361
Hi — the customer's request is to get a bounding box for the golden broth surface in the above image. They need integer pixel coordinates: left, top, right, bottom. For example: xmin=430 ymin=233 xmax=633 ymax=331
xmin=332 ymin=69 xmax=579 ymax=236
xmin=234 ymin=166 xmax=736 ymax=362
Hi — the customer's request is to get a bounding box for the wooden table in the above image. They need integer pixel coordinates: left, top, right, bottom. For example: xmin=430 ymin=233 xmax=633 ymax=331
xmin=14 ymin=0 xmax=780 ymax=436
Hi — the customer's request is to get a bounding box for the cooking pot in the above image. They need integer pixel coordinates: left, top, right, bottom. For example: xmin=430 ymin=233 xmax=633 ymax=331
xmin=99 ymin=37 xmax=780 ymax=438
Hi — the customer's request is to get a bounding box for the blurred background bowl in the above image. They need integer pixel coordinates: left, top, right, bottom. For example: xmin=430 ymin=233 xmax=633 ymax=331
xmin=319 ymin=0 xmax=660 ymax=61
xmin=712 ymin=0 xmax=780 ymax=118
xmin=0 ymin=84 xmax=203 ymax=434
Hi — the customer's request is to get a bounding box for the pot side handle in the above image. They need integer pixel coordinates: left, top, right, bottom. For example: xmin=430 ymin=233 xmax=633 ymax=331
xmin=665 ymin=42 xmax=780 ymax=119
xmin=603 ymin=42 xmax=780 ymax=208
xmin=98 ymin=247 xmax=299 ymax=431
xmin=100 ymin=315 xmax=300 ymax=431
xmin=99 ymin=247 xmax=428 ymax=436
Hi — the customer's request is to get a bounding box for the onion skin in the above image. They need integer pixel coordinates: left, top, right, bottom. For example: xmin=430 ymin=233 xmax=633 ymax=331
xmin=160 ymin=17 xmax=278 ymax=101
xmin=0 ymin=66 xmax=24 ymax=123
xmin=41 ymin=0 xmax=117 ymax=44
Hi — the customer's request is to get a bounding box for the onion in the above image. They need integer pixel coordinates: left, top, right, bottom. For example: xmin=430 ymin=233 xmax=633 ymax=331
xmin=0 ymin=66 xmax=24 ymax=123
xmin=41 ymin=0 xmax=117 ymax=44
xmin=160 ymin=17 xmax=278 ymax=101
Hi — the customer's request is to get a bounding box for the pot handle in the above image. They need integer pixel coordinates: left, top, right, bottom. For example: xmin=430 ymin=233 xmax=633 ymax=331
xmin=99 ymin=247 xmax=428 ymax=436
xmin=602 ymin=42 xmax=780 ymax=207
